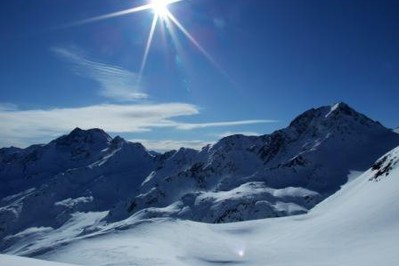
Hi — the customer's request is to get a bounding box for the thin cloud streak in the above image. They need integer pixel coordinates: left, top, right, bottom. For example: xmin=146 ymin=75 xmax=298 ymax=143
xmin=0 ymin=103 xmax=18 ymax=111
xmin=131 ymin=139 xmax=213 ymax=152
xmin=52 ymin=47 xmax=147 ymax=101
xmin=0 ymin=103 xmax=197 ymax=147
xmin=0 ymin=103 xmax=276 ymax=148
xmin=176 ymin=120 xmax=277 ymax=130
xmin=217 ymin=131 xmax=261 ymax=138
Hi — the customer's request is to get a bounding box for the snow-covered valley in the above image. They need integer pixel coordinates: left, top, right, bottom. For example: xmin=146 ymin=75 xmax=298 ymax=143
xmin=1 ymin=102 xmax=399 ymax=265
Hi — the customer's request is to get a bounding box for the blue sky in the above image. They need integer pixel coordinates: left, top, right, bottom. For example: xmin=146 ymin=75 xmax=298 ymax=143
xmin=1 ymin=0 xmax=398 ymax=150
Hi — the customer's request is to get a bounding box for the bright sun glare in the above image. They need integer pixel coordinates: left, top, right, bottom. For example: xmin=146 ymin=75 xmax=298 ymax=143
xmin=151 ymin=0 xmax=171 ymax=17
xmin=66 ymin=0 xmax=228 ymax=87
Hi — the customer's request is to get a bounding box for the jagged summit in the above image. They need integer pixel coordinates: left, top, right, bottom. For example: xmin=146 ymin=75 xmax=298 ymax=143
xmin=326 ymin=101 xmax=353 ymax=115
xmin=53 ymin=127 xmax=112 ymax=146
xmin=288 ymin=102 xmax=383 ymax=136
xmin=324 ymin=102 xmax=383 ymax=127
xmin=290 ymin=102 xmax=360 ymax=121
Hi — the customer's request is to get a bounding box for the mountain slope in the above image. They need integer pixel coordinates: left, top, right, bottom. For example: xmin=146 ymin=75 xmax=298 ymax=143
xmin=22 ymin=145 xmax=399 ymax=266
xmin=1 ymin=102 xmax=399 ymax=251
xmin=110 ymin=102 xmax=399 ymax=222
xmin=0 ymin=129 xmax=155 ymax=241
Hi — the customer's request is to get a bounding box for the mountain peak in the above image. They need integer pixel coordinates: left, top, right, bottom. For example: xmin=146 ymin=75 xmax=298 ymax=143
xmin=325 ymin=102 xmax=357 ymax=118
xmin=53 ymin=127 xmax=112 ymax=146
xmin=289 ymin=102 xmax=383 ymax=135
xmin=332 ymin=101 xmax=350 ymax=109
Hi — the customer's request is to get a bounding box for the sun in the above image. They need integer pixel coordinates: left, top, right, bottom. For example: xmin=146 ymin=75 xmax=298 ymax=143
xmin=151 ymin=0 xmax=172 ymax=18
xmin=64 ymin=0 xmax=228 ymax=87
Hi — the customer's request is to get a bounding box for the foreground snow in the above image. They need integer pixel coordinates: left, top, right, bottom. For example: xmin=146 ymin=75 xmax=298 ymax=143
xmin=0 ymin=254 xmax=78 ymax=266
xmin=4 ymin=146 xmax=392 ymax=266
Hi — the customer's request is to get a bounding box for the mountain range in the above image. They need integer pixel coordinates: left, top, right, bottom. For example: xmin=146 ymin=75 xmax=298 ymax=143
xmin=1 ymin=102 xmax=399 ymax=259
xmin=22 ymin=142 xmax=399 ymax=266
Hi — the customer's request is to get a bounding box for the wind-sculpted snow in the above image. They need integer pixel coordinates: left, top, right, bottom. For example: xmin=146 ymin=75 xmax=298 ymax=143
xmin=116 ymin=183 xmax=321 ymax=223
xmin=6 ymin=146 xmax=399 ymax=265
xmin=1 ymin=103 xmax=399 ymax=255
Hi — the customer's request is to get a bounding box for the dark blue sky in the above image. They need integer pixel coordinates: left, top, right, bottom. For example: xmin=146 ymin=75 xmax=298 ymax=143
xmin=1 ymin=0 xmax=398 ymax=150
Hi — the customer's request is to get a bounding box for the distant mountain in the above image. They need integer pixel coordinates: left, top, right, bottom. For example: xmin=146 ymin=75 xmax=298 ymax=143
xmin=1 ymin=102 xmax=399 ymax=250
xmin=394 ymin=127 xmax=399 ymax=134
xmin=0 ymin=128 xmax=155 ymax=241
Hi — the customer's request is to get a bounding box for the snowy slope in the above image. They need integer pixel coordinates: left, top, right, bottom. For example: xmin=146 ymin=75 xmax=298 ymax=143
xmin=26 ymin=145 xmax=399 ymax=266
xmin=111 ymin=102 xmax=399 ymax=222
xmin=0 ymin=254 xmax=78 ymax=266
xmin=1 ymin=102 xmax=399 ymax=254
xmin=0 ymin=129 xmax=155 ymax=241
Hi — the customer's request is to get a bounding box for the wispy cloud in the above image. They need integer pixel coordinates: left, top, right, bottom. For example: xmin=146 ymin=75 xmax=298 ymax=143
xmin=52 ymin=47 xmax=147 ymax=101
xmin=133 ymin=131 xmax=264 ymax=152
xmin=176 ymin=120 xmax=276 ymax=130
xmin=131 ymin=139 xmax=213 ymax=152
xmin=0 ymin=103 xmax=196 ymax=147
xmin=216 ymin=131 xmax=262 ymax=138
xmin=0 ymin=103 xmax=18 ymax=111
xmin=0 ymin=103 xmax=276 ymax=148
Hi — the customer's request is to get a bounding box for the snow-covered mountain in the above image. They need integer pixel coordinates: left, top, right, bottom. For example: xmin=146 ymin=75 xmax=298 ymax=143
xmin=1 ymin=102 xmax=399 ymax=253
xmin=109 ymin=102 xmax=399 ymax=223
xmin=0 ymin=128 xmax=155 ymax=241
xmin=5 ymin=144 xmax=399 ymax=266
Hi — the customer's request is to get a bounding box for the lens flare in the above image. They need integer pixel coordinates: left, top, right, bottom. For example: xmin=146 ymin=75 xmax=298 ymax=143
xmin=138 ymin=15 xmax=159 ymax=86
xmin=60 ymin=0 xmax=232 ymax=88
xmin=238 ymin=249 xmax=245 ymax=257
xmin=151 ymin=0 xmax=170 ymax=18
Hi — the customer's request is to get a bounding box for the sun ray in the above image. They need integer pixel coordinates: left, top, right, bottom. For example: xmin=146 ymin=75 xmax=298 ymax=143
xmin=60 ymin=4 xmax=153 ymax=28
xmin=152 ymin=0 xmax=182 ymax=14
xmin=55 ymin=0 xmax=236 ymax=89
xmin=158 ymin=15 xmax=168 ymax=47
xmin=165 ymin=10 xmax=235 ymax=85
xmin=166 ymin=11 xmax=217 ymax=67
xmin=163 ymin=14 xmax=184 ymax=53
xmin=151 ymin=0 xmax=169 ymax=18
xmin=137 ymin=15 xmax=159 ymax=86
